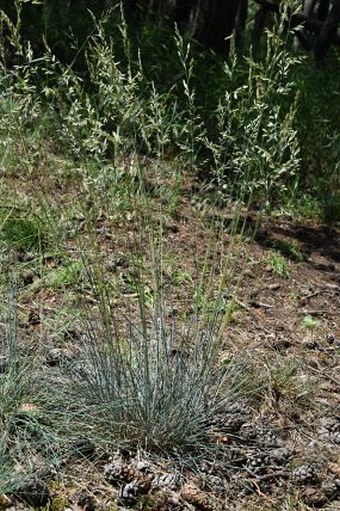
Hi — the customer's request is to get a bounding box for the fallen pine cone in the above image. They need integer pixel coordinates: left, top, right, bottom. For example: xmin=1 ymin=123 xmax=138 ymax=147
xmin=180 ymin=483 xmax=213 ymax=511
xmin=0 ymin=494 xmax=12 ymax=509
xmin=117 ymin=475 xmax=151 ymax=505
xmin=300 ymin=486 xmax=327 ymax=507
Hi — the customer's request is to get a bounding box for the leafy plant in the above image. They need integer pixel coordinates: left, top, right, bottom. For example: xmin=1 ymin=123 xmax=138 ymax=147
xmin=267 ymin=251 xmax=291 ymax=278
xmin=43 ymin=260 xmax=84 ymax=289
xmin=302 ymin=314 xmax=320 ymax=330
xmin=267 ymin=238 xmax=306 ymax=263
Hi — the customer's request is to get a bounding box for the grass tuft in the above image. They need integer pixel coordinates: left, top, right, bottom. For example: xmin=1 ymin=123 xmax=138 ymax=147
xmin=62 ymin=259 xmax=250 ymax=454
xmin=0 ymin=212 xmax=45 ymax=252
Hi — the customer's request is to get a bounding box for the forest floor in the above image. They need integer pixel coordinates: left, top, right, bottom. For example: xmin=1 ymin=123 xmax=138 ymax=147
xmin=1 ymin=162 xmax=339 ymax=511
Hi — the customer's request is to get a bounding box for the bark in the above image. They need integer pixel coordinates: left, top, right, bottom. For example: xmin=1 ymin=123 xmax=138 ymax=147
xmin=174 ymin=0 xmax=196 ymax=24
xmin=314 ymin=0 xmax=340 ymax=59
xmin=196 ymin=0 xmax=240 ymax=55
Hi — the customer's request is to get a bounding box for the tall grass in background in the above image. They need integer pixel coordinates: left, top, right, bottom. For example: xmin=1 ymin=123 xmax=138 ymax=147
xmin=0 ymin=0 xmax=338 ymax=478
xmin=206 ymin=32 xmax=301 ymax=210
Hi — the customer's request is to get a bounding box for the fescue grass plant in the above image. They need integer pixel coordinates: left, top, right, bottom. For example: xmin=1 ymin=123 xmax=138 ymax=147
xmin=0 ymin=286 xmax=69 ymax=494
xmin=61 ymin=244 xmax=252 ymax=454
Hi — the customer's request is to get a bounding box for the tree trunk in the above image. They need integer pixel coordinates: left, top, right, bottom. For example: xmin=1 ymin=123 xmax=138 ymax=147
xmin=197 ymin=0 xmax=239 ymax=55
xmin=173 ymin=0 xmax=192 ymax=23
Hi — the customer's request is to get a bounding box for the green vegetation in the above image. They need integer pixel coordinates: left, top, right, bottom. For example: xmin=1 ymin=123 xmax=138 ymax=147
xmin=302 ymin=314 xmax=321 ymax=330
xmin=0 ymin=211 xmax=46 ymax=252
xmin=266 ymin=238 xmax=307 ymax=263
xmin=261 ymin=358 xmax=315 ymax=410
xmin=65 ymin=260 xmax=250 ymax=452
xmin=267 ymin=251 xmax=291 ymax=278
xmin=0 ymin=290 xmax=69 ymax=495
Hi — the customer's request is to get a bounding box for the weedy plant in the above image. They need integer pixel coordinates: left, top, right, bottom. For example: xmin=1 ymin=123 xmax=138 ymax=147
xmin=267 ymin=251 xmax=291 ymax=278
xmin=259 ymin=357 xmax=315 ymax=412
xmin=267 ymin=238 xmax=306 ymax=263
xmin=0 ymin=210 xmax=46 ymax=253
xmin=302 ymin=314 xmax=321 ymax=330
